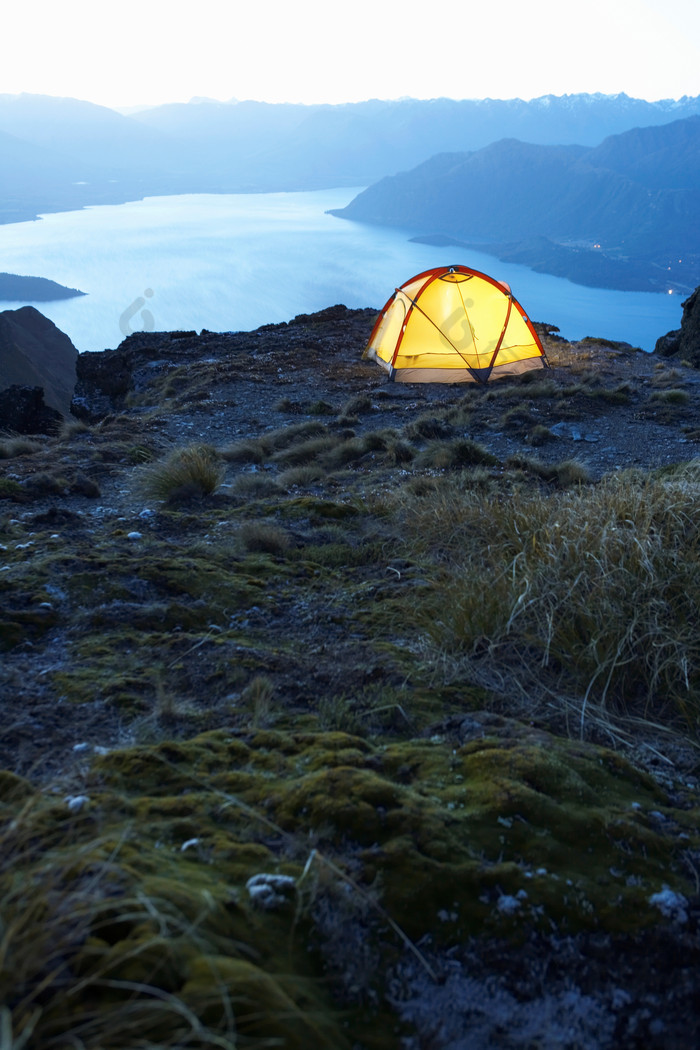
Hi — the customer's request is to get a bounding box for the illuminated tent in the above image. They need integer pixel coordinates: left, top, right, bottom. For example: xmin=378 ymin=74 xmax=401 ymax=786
xmin=364 ymin=265 xmax=547 ymax=383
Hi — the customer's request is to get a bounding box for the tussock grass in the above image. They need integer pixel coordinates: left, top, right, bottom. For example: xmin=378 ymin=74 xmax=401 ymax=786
xmin=222 ymin=422 xmax=328 ymax=465
xmin=484 ymin=379 xmax=559 ymax=401
xmin=499 ymin=405 xmax=537 ymax=426
xmin=220 ymin=438 xmax=266 ymax=465
xmin=319 ymin=436 xmax=371 ymax=470
xmin=307 ymin=400 xmax=335 ymax=416
xmin=652 ymin=366 xmax=685 ymax=387
xmin=139 ymin=445 xmax=225 ymax=502
xmin=22 ymin=472 xmax=68 ymax=496
xmin=230 ymin=473 xmax=282 ymax=497
xmin=0 ymin=807 xmax=242 ymax=1050
xmin=57 ymin=418 xmax=91 ymax=441
xmin=505 ymin=455 xmax=591 ymax=487
xmin=0 ymin=435 xmax=43 ymax=458
xmin=237 ymin=520 xmax=291 ymax=554
xmin=338 ymin=394 xmax=373 ymax=419
xmin=271 ymin=435 xmax=341 ymax=468
xmin=240 ymin=674 xmax=277 ymax=727
xmin=404 ymin=413 xmax=453 ymax=440
xmin=416 ymin=438 xmax=499 ymax=470
xmin=399 ymin=465 xmax=700 ymax=736
xmin=277 ymin=465 xmax=327 ymax=489
xmin=650 ymin=388 xmax=691 ymax=405
xmin=526 ymin=424 xmax=556 ymax=447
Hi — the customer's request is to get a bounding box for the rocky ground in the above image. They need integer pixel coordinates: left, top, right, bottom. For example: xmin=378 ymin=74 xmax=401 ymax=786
xmin=2 ymin=305 xmax=700 ymax=1049
xmin=5 ymin=306 xmax=700 ymax=776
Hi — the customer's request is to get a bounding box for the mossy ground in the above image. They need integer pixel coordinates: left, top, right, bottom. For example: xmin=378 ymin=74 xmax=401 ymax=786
xmin=2 ymin=721 xmax=697 ymax=1048
xmin=2 ymin=310 xmax=700 ymax=1047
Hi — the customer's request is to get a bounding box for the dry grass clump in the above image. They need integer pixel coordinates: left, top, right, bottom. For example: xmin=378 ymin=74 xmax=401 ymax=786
xmin=306 ymin=399 xmax=335 ymax=416
xmin=240 ymin=674 xmax=276 ymax=727
xmin=319 ymin=436 xmax=372 ymax=470
xmin=22 ymin=472 xmax=68 ymax=496
xmin=220 ymin=437 xmax=266 ymax=464
xmin=230 ymin=473 xmax=282 ymax=497
xmin=57 ymin=418 xmax=91 ymax=441
xmin=499 ymin=404 xmax=537 ymax=426
xmin=379 ymin=438 xmax=415 ymax=466
xmin=139 ymin=444 xmax=225 ymax=502
xmin=404 ymin=413 xmax=452 ymax=441
xmin=277 ymin=464 xmax=327 ymax=489
xmin=0 ymin=435 xmax=43 ymax=458
xmin=505 ymin=455 xmax=591 ymax=487
xmin=651 ymin=365 xmax=685 ymax=387
xmin=582 ymin=383 xmax=634 ymax=405
xmin=0 ymin=807 xmax=241 ymax=1050
xmin=262 ymin=421 xmax=328 ymax=450
xmin=526 ymin=424 xmax=556 ymax=447
xmin=400 ymin=465 xmax=700 ymax=735
xmin=271 ymin=434 xmax=341 ymax=468
xmin=222 ymin=422 xmax=328 ymax=465
xmin=416 ymin=438 xmax=499 ymax=470
xmin=650 ymin=388 xmax=691 ymax=405
xmin=484 ymin=379 xmax=558 ymax=401
xmin=338 ymin=394 xmax=374 ymax=420
xmin=237 ymin=520 xmax=291 ymax=554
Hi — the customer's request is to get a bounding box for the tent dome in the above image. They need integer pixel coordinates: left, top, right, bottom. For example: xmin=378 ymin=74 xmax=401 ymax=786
xmin=364 ymin=265 xmax=547 ymax=383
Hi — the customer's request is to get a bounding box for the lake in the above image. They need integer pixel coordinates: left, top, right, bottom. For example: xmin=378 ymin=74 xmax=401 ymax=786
xmin=0 ymin=189 xmax=684 ymax=353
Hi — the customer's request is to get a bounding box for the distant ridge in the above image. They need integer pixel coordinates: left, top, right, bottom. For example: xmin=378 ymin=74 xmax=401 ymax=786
xmin=0 ymin=92 xmax=699 ymax=224
xmin=331 ymin=116 xmax=700 ymax=293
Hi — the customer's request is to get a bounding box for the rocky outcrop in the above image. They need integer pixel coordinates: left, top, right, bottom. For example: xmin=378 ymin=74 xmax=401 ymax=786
xmin=0 ymin=306 xmax=78 ymax=417
xmin=654 ymin=286 xmax=700 ymax=365
xmin=0 ymin=384 xmax=62 ymax=434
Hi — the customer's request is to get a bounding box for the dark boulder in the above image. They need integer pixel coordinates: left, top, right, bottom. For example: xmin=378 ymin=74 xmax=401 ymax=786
xmin=0 ymin=385 xmax=62 ymax=434
xmin=71 ymin=346 xmax=135 ymax=421
xmin=0 ymin=306 xmax=77 ymax=417
xmin=71 ymin=331 xmax=177 ymax=420
xmin=654 ymin=286 xmax=700 ymax=365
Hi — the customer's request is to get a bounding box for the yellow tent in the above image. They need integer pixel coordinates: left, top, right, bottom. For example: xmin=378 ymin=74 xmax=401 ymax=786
xmin=364 ymin=265 xmax=547 ymax=383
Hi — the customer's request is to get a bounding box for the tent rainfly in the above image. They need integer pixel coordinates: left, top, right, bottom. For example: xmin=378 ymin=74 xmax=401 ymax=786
xmin=364 ymin=265 xmax=547 ymax=383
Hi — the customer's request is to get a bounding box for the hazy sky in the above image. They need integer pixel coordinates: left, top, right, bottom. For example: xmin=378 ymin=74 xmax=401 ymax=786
xmin=1 ymin=0 xmax=699 ymax=109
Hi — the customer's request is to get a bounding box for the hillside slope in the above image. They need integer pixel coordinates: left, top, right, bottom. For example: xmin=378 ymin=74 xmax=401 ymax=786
xmin=333 ymin=117 xmax=700 ymax=292
xmin=1 ymin=306 xmax=700 ymax=1048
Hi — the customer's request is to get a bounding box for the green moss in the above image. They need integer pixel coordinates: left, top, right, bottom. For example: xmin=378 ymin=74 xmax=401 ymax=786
xmin=1 ymin=719 xmax=697 ymax=1050
xmin=278 ymin=496 xmax=361 ymax=521
xmin=86 ymin=725 xmax=695 ymax=942
xmin=0 ymin=478 xmax=22 ymax=499
xmin=0 ymin=770 xmax=35 ymax=801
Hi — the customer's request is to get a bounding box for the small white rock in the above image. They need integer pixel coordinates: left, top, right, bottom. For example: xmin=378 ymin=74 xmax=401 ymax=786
xmin=648 ymin=885 xmax=688 ymax=924
xmin=246 ymin=873 xmax=297 ymax=909
xmin=65 ymin=795 xmax=90 ymax=812
xmin=126 ymin=531 xmax=142 ymax=540
xmin=496 ymin=894 xmax=522 ymax=915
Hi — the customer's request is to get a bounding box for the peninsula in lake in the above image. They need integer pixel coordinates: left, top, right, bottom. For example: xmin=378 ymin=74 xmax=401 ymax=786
xmin=0 ymin=272 xmax=86 ymax=302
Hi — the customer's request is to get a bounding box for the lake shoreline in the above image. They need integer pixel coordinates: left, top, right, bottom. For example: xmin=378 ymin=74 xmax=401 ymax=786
xmin=0 ymin=190 xmax=683 ymax=354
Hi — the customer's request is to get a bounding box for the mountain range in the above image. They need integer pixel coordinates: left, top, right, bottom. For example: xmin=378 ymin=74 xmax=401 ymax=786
xmin=1 ymin=92 xmax=700 ymax=291
xmin=332 ymin=116 xmax=700 ymax=292
xmin=1 ymin=91 xmax=700 ymax=222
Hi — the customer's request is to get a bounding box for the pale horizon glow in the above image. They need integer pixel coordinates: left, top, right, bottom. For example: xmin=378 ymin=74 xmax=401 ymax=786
xmin=0 ymin=0 xmax=698 ymax=111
